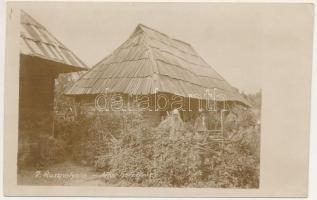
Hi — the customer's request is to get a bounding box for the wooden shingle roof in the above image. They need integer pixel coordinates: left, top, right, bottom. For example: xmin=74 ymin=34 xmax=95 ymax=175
xmin=20 ymin=10 xmax=87 ymax=72
xmin=66 ymin=24 xmax=249 ymax=106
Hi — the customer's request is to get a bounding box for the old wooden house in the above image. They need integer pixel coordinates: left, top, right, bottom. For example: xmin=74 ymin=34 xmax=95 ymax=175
xmin=18 ymin=10 xmax=87 ymax=166
xmin=66 ymin=24 xmax=249 ymax=126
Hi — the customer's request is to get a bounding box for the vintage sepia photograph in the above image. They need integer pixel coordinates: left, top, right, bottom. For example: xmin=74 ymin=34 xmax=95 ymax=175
xmin=4 ymin=1 xmax=314 ymax=197
xmin=16 ymin=2 xmax=262 ymax=188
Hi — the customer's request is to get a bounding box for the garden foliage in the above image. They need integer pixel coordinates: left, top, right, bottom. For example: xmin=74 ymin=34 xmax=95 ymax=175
xmin=65 ymin=107 xmax=261 ymax=188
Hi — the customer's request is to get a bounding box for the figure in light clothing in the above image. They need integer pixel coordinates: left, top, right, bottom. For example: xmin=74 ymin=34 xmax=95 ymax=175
xmin=159 ymin=109 xmax=184 ymax=139
xmin=194 ymin=109 xmax=208 ymax=133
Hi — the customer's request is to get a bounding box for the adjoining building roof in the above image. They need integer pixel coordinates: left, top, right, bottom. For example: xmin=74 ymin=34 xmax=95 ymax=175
xmin=20 ymin=10 xmax=87 ymax=72
xmin=66 ymin=24 xmax=249 ymax=106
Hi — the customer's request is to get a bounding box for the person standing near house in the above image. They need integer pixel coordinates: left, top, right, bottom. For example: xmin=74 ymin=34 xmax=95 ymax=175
xmin=193 ymin=109 xmax=211 ymax=168
xmin=194 ymin=109 xmax=208 ymax=136
xmin=158 ymin=109 xmax=184 ymax=139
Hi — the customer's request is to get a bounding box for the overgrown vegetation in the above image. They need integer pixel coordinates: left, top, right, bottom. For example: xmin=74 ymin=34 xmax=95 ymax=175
xmin=18 ymin=79 xmax=261 ymax=188
xmin=51 ymin=104 xmax=260 ymax=188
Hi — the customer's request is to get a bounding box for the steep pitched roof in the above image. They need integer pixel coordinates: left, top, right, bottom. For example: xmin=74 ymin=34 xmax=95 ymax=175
xmin=66 ymin=24 xmax=248 ymax=105
xmin=20 ymin=10 xmax=87 ymax=72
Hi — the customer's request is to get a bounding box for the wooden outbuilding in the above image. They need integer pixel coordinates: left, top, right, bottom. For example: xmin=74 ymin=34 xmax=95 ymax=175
xmin=18 ymin=10 xmax=87 ymax=165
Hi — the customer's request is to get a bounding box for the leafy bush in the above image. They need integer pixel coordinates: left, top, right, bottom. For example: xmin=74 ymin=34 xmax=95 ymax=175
xmin=90 ymin=109 xmax=260 ymax=188
xmin=150 ymin=128 xmax=203 ymax=186
xmin=56 ymin=103 xmax=261 ymax=188
xmin=18 ymin=112 xmax=68 ymax=169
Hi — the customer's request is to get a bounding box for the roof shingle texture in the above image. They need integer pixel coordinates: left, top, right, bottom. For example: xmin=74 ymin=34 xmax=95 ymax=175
xmin=66 ymin=24 xmax=248 ymax=105
xmin=20 ymin=10 xmax=87 ymax=71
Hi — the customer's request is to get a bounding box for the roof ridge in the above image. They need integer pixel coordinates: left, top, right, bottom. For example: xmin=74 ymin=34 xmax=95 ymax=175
xmin=136 ymin=24 xmax=193 ymax=48
xmin=135 ymin=24 xmax=230 ymax=85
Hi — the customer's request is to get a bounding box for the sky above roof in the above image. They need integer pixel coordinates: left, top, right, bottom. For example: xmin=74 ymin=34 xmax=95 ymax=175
xmin=19 ymin=3 xmax=312 ymax=94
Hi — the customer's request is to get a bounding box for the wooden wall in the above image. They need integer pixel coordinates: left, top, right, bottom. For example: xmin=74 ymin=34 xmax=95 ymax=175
xmin=19 ymin=56 xmax=59 ymax=140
